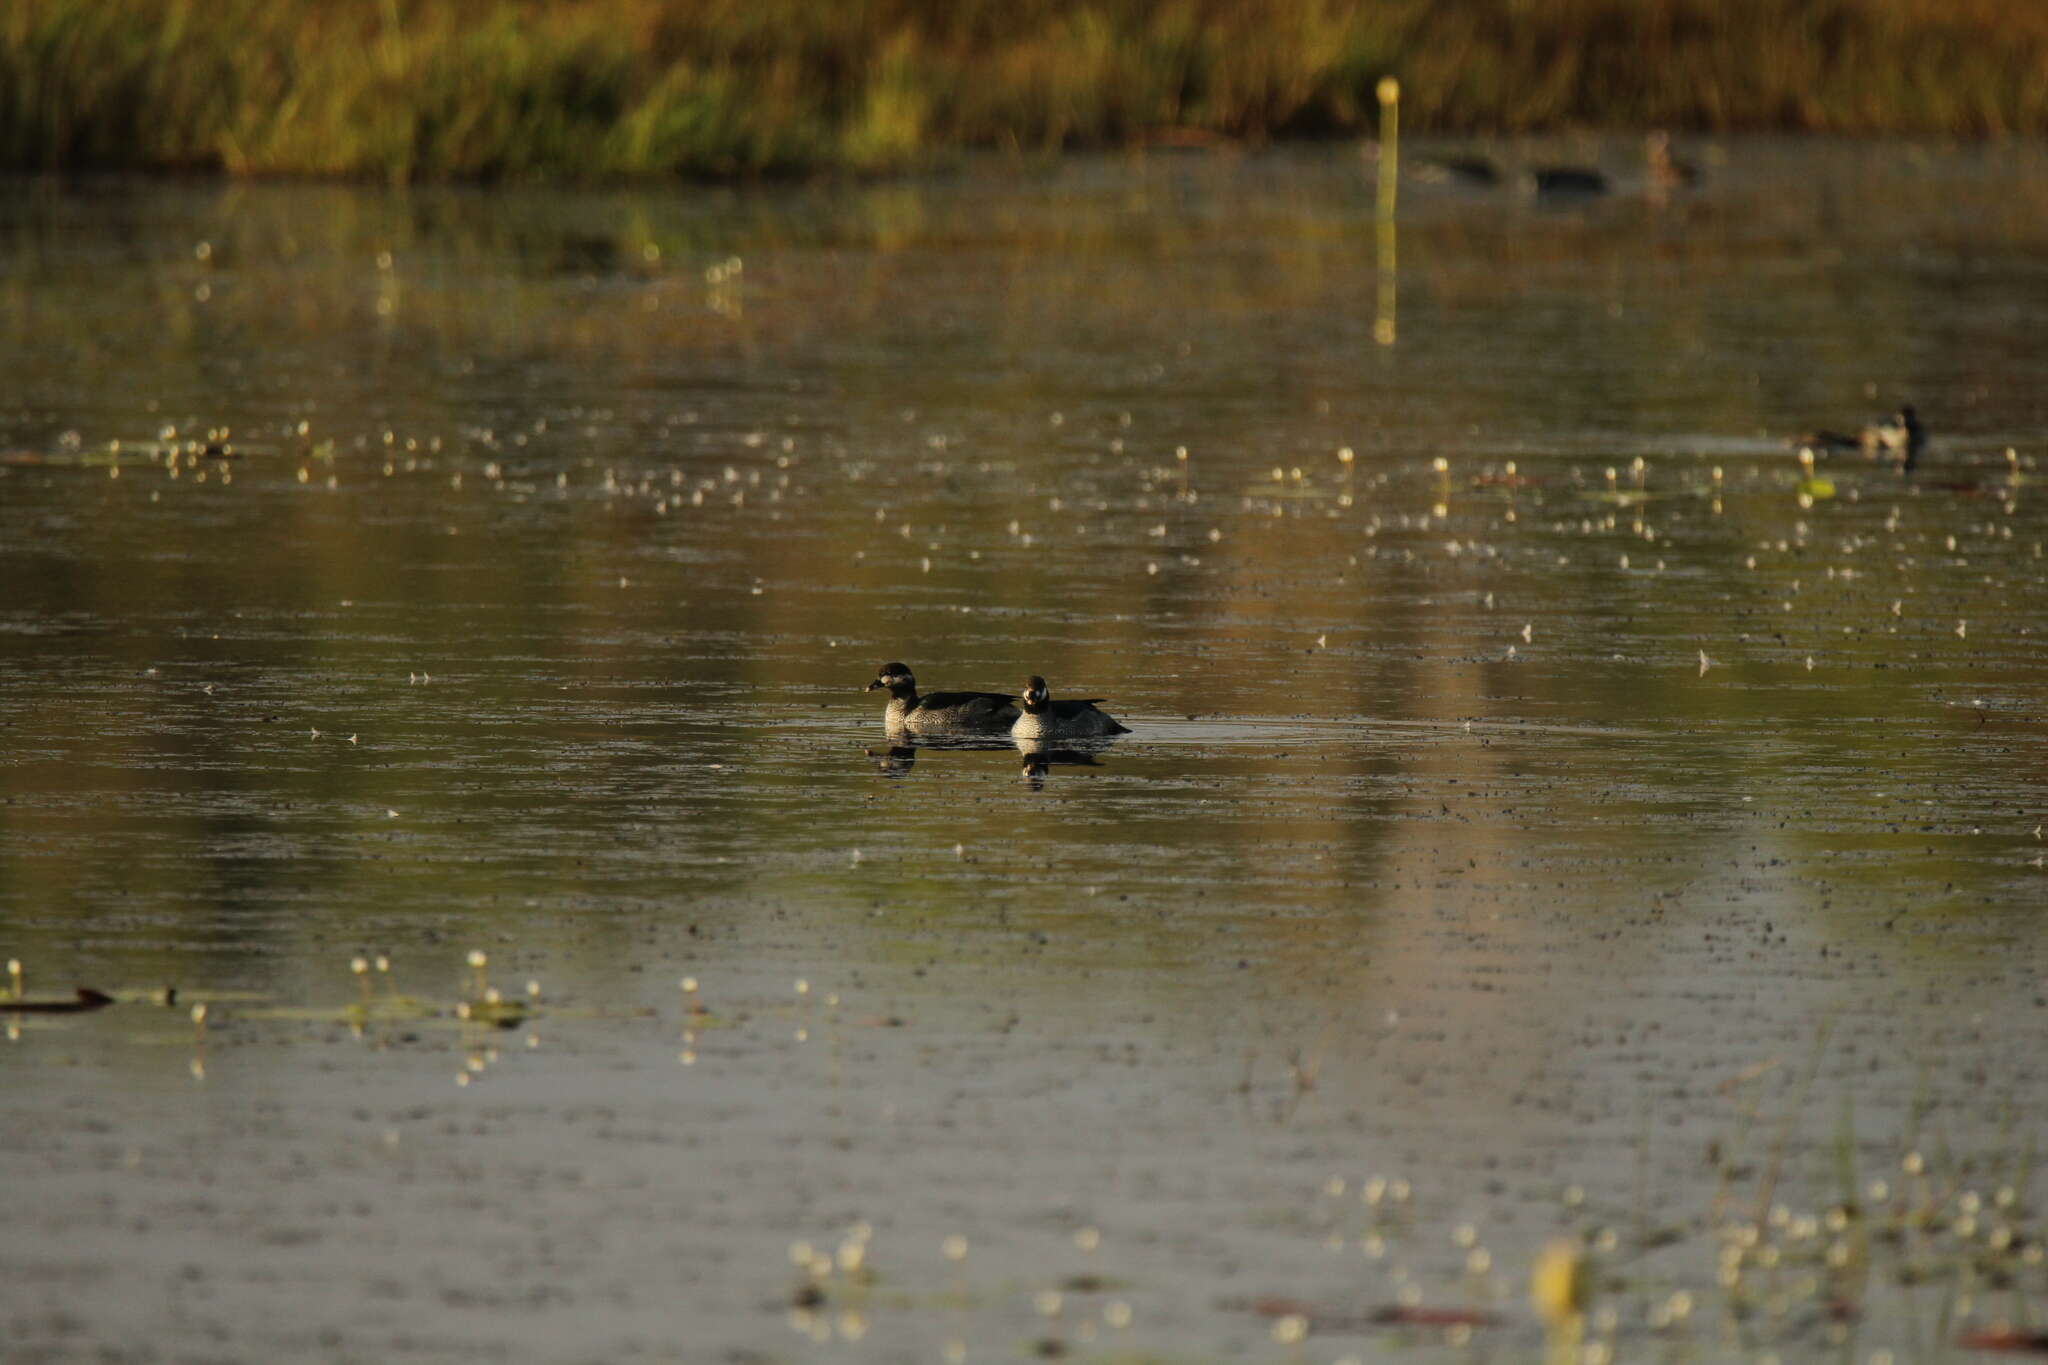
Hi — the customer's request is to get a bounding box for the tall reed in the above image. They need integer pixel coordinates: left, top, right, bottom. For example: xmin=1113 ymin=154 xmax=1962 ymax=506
xmin=5 ymin=0 xmax=2048 ymax=181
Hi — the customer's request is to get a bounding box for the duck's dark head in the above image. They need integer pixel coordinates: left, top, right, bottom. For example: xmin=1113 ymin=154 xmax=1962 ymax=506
xmin=867 ymin=662 xmax=916 ymax=698
xmin=1020 ymin=675 xmax=1050 ymax=712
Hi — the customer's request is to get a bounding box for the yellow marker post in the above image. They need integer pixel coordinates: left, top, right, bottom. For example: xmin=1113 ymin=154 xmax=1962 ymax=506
xmin=1376 ymin=76 xmax=1400 ymax=218
xmin=1375 ymin=77 xmax=1400 ymax=346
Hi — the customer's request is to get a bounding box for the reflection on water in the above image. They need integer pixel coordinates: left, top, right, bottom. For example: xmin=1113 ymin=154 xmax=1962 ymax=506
xmin=866 ymin=742 xmax=920 ymax=778
xmin=864 ymin=734 xmax=1018 ymax=779
xmin=5 ymin=142 xmax=2048 ymax=1360
xmin=865 ymin=732 xmax=1122 ymax=784
xmin=1017 ymin=740 xmax=1115 ymax=788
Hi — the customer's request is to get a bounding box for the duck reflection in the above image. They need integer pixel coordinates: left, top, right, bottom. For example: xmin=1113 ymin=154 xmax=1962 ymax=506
xmin=864 ymin=731 xmax=1126 ymax=784
xmin=1016 ymin=737 xmax=1118 ymax=789
xmin=865 ymin=732 xmax=1018 ymax=778
xmin=865 ymin=744 xmax=921 ymax=776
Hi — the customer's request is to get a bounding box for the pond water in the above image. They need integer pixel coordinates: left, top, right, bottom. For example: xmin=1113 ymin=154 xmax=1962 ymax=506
xmin=4 ymin=139 xmax=2048 ymax=1362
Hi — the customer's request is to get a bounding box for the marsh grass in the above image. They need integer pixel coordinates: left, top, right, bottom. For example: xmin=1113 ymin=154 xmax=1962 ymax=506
xmin=6 ymin=0 xmax=2048 ymax=181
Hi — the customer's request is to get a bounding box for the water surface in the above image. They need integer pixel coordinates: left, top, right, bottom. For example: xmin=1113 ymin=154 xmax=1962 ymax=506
xmin=5 ymin=141 xmax=2048 ymax=1361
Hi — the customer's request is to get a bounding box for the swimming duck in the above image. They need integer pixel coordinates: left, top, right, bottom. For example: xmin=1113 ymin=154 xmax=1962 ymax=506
xmin=1796 ymin=405 xmax=1925 ymax=469
xmin=1525 ymin=166 xmax=1608 ymax=197
xmin=1010 ymin=675 xmax=1129 ymax=741
xmin=866 ymin=662 xmax=1018 ymax=734
xmin=1868 ymin=406 xmax=1926 ymax=469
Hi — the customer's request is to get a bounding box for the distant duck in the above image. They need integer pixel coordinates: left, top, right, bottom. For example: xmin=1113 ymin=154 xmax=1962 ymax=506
xmin=1868 ymin=406 xmax=1926 ymax=469
xmin=1525 ymin=165 xmax=1608 ymax=197
xmin=1796 ymin=405 xmax=1925 ymax=469
xmin=1010 ymin=675 xmax=1129 ymax=741
xmin=866 ymin=663 xmax=1018 ymax=734
xmin=1415 ymin=153 xmax=1502 ymax=187
xmin=1645 ymin=131 xmax=1700 ymax=190
xmin=1795 ymin=426 xmax=1863 ymax=455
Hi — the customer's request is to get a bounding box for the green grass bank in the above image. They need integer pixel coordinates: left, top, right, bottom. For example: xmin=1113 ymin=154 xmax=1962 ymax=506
xmin=6 ymin=0 xmax=2048 ymax=180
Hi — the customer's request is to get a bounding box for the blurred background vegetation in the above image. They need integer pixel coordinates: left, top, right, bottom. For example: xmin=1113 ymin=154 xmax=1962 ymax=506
xmin=6 ymin=0 xmax=2048 ymax=181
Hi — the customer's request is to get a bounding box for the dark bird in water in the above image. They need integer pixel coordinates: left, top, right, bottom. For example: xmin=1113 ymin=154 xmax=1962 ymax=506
xmin=1525 ymin=166 xmax=1609 ymax=197
xmin=1645 ymin=131 xmax=1700 ymax=190
xmin=0 ymin=987 xmax=116 ymax=1014
xmin=866 ymin=663 xmax=1018 ymax=735
xmin=1414 ymin=153 xmax=1502 ymax=187
xmin=1796 ymin=406 xmax=1926 ymax=470
xmin=1010 ymin=676 xmax=1130 ymax=741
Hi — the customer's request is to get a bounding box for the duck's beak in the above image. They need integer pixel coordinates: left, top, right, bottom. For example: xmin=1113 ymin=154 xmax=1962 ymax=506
xmin=865 ymin=678 xmax=884 ymax=692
